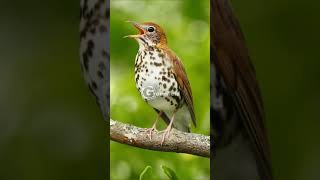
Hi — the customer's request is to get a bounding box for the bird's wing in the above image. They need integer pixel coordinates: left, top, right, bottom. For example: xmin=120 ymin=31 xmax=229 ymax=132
xmin=212 ymin=0 xmax=272 ymax=179
xmin=163 ymin=48 xmax=196 ymax=127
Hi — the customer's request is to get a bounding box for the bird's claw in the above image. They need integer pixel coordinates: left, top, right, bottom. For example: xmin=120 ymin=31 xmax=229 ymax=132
xmin=160 ymin=128 xmax=172 ymax=146
xmin=146 ymin=127 xmax=157 ymax=140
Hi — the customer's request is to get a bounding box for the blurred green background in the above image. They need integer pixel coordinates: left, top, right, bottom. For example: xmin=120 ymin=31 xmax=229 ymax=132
xmin=110 ymin=0 xmax=210 ymax=179
xmin=0 ymin=0 xmax=320 ymax=180
xmin=231 ymin=0 xmax=320 ymax=180
xmin=0 ymin=0 xmax=107 ymax=179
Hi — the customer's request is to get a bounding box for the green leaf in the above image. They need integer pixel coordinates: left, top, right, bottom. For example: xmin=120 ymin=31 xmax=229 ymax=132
xmin=161 ymin=165 xmax=178 ymax=180
xmin=139 ymin=166 xmax=152 ymax=180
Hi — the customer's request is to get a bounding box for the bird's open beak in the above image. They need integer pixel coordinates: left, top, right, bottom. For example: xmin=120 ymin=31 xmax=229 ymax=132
xmin=124 ymin=20 xmax=145 ymax=38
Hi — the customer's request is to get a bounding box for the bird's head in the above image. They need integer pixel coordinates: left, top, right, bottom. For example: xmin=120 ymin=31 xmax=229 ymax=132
xmin=125 ymin=21 xmax=167 ymax=47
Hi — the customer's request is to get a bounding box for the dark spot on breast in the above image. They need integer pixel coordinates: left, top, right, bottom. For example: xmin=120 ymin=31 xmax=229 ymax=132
xmin=90 ymin=27 xmax=96 ymax=34
xmin=154 ymin=62 xmax=162 ymax=66
xmin=162 ymin=76 xmax=167 ymax=81
xmin=97 ymin=71 xmax=104 ymax=79
xmin=158 ymin=53 xmax=164 ymax=58
xmin=163 ymin=84 xmax=167 ymax=89
xmin=148 ymin=46 xmax=154 ymax=51
xmin=172 ymin=96 xmax=180 ymax=105
xmin=169 ymin=84 xmax=173 ymax=91
xmin=91 ymin=81 xmax=98 ymax=90
xmin=88 ymin=40 xmax=94 ymax=49
xmin=102 ymin=50 xmax=109 ymax=57
xmin=82 ymin=53 xmax=89 ymax=71
xmin=98 ymin=61 xmax=106 ymax=70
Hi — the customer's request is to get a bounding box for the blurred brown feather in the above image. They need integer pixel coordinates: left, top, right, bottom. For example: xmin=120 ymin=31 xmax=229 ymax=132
xmin=211 ymin=0 xmax=272 ymax=179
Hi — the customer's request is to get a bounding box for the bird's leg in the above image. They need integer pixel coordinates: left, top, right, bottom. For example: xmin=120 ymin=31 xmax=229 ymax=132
xmin=146 ymin=111 xmax=162 ymax=140
xmin=161 ymin=110 xmax=177 ymax=146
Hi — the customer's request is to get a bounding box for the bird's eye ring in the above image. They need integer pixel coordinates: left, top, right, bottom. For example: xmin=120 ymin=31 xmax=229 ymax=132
xmin=147 ymin=26 xmax=155 ymax=32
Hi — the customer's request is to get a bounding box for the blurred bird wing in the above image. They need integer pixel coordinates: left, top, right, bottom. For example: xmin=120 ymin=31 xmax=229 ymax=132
xmin=212 ymin=0 xmax=272 ymax=179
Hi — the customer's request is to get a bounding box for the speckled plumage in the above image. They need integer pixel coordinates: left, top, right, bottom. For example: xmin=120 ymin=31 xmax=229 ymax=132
xmin=135 ymin=47 xmax=181 ymax=111
xmin=80 ymin=0 xmax=109 ymax=120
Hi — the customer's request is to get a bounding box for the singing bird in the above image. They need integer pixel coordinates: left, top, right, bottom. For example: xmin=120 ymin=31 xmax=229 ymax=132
xmin=211 ymin=0 xmax=272 ymax=180
xmin=125 ymin=21 xmax=196 ymax=144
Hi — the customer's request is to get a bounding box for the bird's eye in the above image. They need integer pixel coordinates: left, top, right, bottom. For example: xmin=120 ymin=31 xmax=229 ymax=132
xmin=147 ymin=26 xmax=155 ymax=32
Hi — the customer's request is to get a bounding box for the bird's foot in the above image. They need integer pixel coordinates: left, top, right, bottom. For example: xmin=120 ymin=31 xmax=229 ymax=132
xmin=160 ymin=126 xmax=172 ymax=146
xmin=146 ymin=127 xmax=158 ymax=140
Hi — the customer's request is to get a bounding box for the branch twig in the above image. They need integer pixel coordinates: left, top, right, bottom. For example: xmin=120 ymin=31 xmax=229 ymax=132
xmin=110 ymin=119 xmax=210 ymax=158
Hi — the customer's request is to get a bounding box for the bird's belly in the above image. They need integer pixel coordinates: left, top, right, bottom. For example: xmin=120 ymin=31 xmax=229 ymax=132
xmin=135 ymin=51 xmax=180 ymax=112
xmin=147 ymin=97 xmax=176 ymax=112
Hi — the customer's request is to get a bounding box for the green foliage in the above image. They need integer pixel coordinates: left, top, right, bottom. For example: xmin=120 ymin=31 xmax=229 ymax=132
xmin=162 ymin=165 xmax=179 ymax=180
xmin=139 ymin=166 xmax=152 ymax=180
xmin=139 ymin=165 xmax=179 ymax=180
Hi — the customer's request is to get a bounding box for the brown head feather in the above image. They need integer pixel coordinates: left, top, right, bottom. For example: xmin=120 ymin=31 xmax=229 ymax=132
xmin=142 ymin=22 xmax=168 ymax=45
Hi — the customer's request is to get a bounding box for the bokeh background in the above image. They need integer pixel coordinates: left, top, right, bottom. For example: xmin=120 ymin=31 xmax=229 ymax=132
xmin=0 ymin=0 xmax=107 ymax=179
xmin=1 ymin=0 xmax=320 ymax=180
xmin=231 ymin=0 xmax=320 ymax=180
xmin=110 ymin=0 xmax=210 ymax=179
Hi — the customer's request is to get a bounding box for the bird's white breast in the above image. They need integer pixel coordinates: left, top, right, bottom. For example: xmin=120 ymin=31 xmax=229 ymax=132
xmin=134 ymin=48 xmax=180 ymax=112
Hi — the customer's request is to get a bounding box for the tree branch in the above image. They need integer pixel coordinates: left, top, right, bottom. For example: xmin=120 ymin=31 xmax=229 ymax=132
xmin=110 ymin=119 xmax=210 ymax=158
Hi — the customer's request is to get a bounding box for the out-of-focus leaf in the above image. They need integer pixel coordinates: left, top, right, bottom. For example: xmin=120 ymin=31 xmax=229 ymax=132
xmin=161 ymin=165 xmax=178 ymax=180
xmin=139 ymin=165 xmax=152 ymax=180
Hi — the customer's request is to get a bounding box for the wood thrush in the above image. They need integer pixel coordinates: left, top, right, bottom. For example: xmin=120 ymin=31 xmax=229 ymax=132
xmin=125 ymin=21 xmax=196 ymax=145
xmin=211 ymin=0 xmax=272 ymax=179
